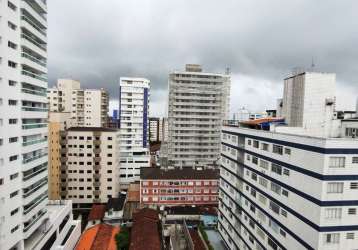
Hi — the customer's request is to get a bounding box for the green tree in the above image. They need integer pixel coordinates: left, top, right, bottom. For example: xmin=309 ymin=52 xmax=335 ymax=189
xmin=115 ymin=226 xmax=129 ymax=250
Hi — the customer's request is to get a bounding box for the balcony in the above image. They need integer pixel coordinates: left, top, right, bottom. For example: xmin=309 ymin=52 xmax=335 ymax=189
xmin=60 ymin=190 xmax=68 ymax=196
xmin=22 ymin=87 xmax=47 ymax=97
xmin=21 ymin=33 xmax=46 ymax=52
xmin=22 ymin=123 xmax=47 ymax=130
xmin=93 ymin=140 xmax=101 ymax=146
xmin=94 ymin=165 xmax=101 ymax=171
xmin=60 ymin=157 xmax=68 ymax=163
xmin=93 ymin=174 xmax=101 ymax=179
xmin=23 ymin=179 xmax=48 ymax=198
xmin=93 ymin=148 xmax=101 ymax=154
xmin=93 ymin=182 xmax=101 ymax=187
xmin=22 ymin=51 xmax=46 ymax=68
xmin=21 ymin=69 xmax=47 ymax=82
xmin=60 ymin=174 xmax=68 ymax=179
xmin=23 ymin=192 xmax=48 ymax=215
xmin=94 ymin=157 xmax=101 ymax=161
xmin=21 ymin=14 xmax=46 ymax=37
xmin=23 ymin=210 xmax=47 ymax=233
xmin=93 ymin=190 xmax=101 ymax=196
xmin=22 ymin=153 xmax=48 ymax=164
xmin=22 ymin=137 xmax=47 ymax=147
xmin=23 ymin=163 xmax=47 ymax=181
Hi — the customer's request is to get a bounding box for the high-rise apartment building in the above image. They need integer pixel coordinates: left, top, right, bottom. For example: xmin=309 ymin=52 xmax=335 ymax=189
xmin=167 ymin=64 xmax=230 ymax=168
xmin=59 ymin=127 xmax=120 ymax=207
xmin=0 ymin=1 xmax=80 ymax=249
xmin=219 ymin=71 xmax=358 ymax=250
xmin=118 ymin=77 xmax=150 ymax=186
xmin=149 ymin=117 xmax=167 ymax=142
xmin=48 ymin=79 xmax=109 ymax=127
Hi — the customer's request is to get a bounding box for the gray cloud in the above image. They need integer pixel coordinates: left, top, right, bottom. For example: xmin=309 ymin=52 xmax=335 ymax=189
xmin=48 ymin=0 xmax=358 ymax=116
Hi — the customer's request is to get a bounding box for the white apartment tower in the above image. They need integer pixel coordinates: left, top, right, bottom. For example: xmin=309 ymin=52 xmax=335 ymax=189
xmin=0 ymin=1 xmax=80 ymax=250
xmin=48 ymin=79 xmax=109 ymax=127
xmin=282 ymin=71 xmax=336 ymax=137
xmin=118 ymin=77 xmax=150 ymax=185
xmin=167 ymin=64 xmax=230 ymax=168
xmin=219 ymin=71 xmax=358 ymax=250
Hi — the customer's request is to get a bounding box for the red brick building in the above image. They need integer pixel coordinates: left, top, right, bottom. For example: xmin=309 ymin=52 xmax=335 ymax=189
xmin=140 ymin=168 xmax=219 ymax=206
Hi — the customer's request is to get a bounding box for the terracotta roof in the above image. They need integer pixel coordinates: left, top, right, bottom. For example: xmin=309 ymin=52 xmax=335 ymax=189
xmin=141 ymin=168 xmax=219 ymax=180
xmin=165 ymin=205 xmax=218 ymax=216
xmin=129 ymin=208 xmax=161 ymax=250
xmin=75 ymin=224 xmax=120 ymax=250
xmin=240 ymin=117 xmax=284 ymax=125
xmin=189 ymin=229 xmax=206 ymax=250
xmin=88 ymin=204 xmax=106 ymax=221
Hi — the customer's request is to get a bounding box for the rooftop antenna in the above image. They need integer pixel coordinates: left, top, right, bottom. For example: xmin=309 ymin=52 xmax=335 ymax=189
xmin=311 ymin=57 xmax=315 ymax=70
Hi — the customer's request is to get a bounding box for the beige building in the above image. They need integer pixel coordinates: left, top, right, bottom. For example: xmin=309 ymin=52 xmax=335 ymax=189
xmin=47 ymin=79 xmax=109 ymax=127
xmin=59 ymin=127 xmax=120 ymax=208
xmin=48 ymin=112 xmax=72 ymax=200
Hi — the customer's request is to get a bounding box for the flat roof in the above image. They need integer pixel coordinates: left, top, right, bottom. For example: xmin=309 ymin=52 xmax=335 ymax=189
xmin=141 ymin=168 xmax=219 ymax=180
xmin=67 ymin=127 xmax=118 ymax=132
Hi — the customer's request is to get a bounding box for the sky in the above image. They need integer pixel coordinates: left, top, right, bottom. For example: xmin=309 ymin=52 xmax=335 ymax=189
xmin=47 ymin=0 xmax=358 ymax=117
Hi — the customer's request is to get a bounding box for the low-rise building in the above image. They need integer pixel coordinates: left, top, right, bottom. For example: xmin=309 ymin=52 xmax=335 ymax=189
xmin=75 ymin=224 xmax=120 ymax=250
xmin=104 ymin=194 xmax=126 ymax=224
xmin=140 ymin=168 xmax=219 ymax=207
xmin=59 ymin=127 xmax=120 ymax=208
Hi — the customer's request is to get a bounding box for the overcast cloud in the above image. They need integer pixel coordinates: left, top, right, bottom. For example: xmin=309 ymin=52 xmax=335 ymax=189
xmin=48 ymin=0 xmax=358 ymax=116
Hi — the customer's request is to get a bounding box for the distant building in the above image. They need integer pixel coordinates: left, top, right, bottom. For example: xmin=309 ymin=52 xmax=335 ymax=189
xmin=266 ymin=109 xmax=277 ymax=117
xmin=104 ymin=194 xmax=126 ymax=224
xmin=140 ymin=168 xmax=219 ymax=206
xmin=149 ymin=117 xmax=161 ymax=142
xmin=48 ymin=79 xmax=109 ymax=127
xmin=118 ymin=77 xmax=151 ymax=186
xmin=237 ymin=107 xmax=268 ymax=121
xmin=167 ymin=64 xmax=231 ymax=168
xmin=59 ymin=127 xmax=120 ymax=207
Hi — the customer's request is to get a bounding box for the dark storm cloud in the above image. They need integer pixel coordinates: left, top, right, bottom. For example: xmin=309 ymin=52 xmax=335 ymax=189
xmin=47 ymin=0 xmax=358 ymax=115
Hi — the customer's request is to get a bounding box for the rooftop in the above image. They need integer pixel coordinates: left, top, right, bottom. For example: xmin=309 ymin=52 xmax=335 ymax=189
xmin=67 ymin=127 xmax=118 ymax=132
xmin=130 ymin=208 xmax=161 ymax=250
xmin=140 ymin=167 xmax=219 ymax=180
xmin=127 ymin=183 xmax=140 ymax=202
xmin=88 ymin=204 xmax=106 ymax=221
xmin=165 ymin=205 xmax=218 ymax=216
xmin=75 ymin=224 xmax=119 ymax=250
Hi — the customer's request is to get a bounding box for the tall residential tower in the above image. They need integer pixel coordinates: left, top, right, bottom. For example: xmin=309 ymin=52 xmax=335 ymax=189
xmin=167 ymin=64 xmax=230 ymax=168
xmin=0 ymin=1 xmax=80 ymax=249
xmin=118 ymin=77 xmax=150 ymax=186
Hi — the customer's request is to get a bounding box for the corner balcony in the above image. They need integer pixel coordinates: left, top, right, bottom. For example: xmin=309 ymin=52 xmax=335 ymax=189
xmin=23 ymin=209 xmax=48 ymax=239
xmin=21 ymin=51 xmax=47 ymax=73
xmin=21 ymin=15 xmax=47 ymax=43
xmin=23 ymin=178 xmax=48 ymax=205
xmin=21 ymin=0 xmax=47 ymax=28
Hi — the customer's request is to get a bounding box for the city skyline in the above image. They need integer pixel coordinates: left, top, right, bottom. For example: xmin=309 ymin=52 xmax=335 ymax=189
xmin=47 ymin=0 xmax=358 ymax=116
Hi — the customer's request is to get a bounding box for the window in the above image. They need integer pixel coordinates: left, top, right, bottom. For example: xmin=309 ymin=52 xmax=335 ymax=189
xmin=9 ymin=155 xmax=18 ymax=161
xmin=269 ymin=201 xmax=280 ymax=214
xmin=325 ymin=208 xmax=342 ymax=219
xmin=10 ymin=207 xmax=19 ymax=216
xmin=282 ymin=189 xmax=289 ymax=197
xmin=284 ymin=148 xmax=291 ymax=155
xmin=9 ymin=137 xmax=17 ymax=143
xmin=8 ymin=60 xmax=17 ymax=68
xmin=252 ymin=156 xmax=258 ymax=165
xmin=325 ymin=233 xmax=340 ymax=244
xmin=8 ymin=1 xmax=17 ymax=11
xmin=346 ymin=233 xmax=355 ymax=240
xmin=259 ymin=177 xmax=268 ymax=188
xmin=8 ymin=99 xmax=17 ymax=105
xmin=271 ymin=182 xmax=281 ymax=194
xmin=10 ymin=173 xmax=18 ymax=180
xmin=272 ymin=144 xmax=283 ymax=155
xmin=9 ymin=118 xmax=17 ymax=124
xmin=283 ymin=168 xmax=290 ymax=176
xmin=350 ymin=182 xmax=358 ymax=189
xmin=251 ymin=173 xmax=257 ymax=181
xmin=281 ymin=209 xmax=287 ymax=217
xmin=352 ymin=157 xmax=358 ymax=164
xmin=348 ymin=208 xmax=357 ymax=215
xmin=268 ymin=238 xmax=278 ymax=250
xmin=327 ymin=182 xmax=343 ymax=194
xmin=253 ymin=140 xmax=259 ymax=148
xmin=8 ymin=21 xmax=17 ymax=30
xmin=271 ymin=163 xmax=282 ymax=175
xmin=10 ymin=190 xmax=18 ymax=198
xmin=8 ymin=80 xmax=17 ymax=86
xmin=8 ymin=41 xmax=17 ymax=50
xmin=259 ymin=160 xmax=269 ymax=170
xmin=11 ymin=225 xmax=19 ymax=233
xmin=261 ymin=143 xmax=269 ymax=151
xmin=329 ymin=157 xmax=345 ymax=168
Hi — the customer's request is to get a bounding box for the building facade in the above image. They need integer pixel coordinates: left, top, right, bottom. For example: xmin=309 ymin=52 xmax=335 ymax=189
xmin=167 ymin=64 xmax=230 ymax=168
xmin=59 ymin=127 xmax=120 ymax=207
xmin=118 ymin=77 xmax=150 ymax=185
xmin=140 ymin=168 xmax=219 ymax=206
xmin=0 ymin=1 xmax=80 ymax=249
xmin=149 ymin=117 xmax=161 ymax=142
xmin=48 ymin=79 xmax=109 ymax=127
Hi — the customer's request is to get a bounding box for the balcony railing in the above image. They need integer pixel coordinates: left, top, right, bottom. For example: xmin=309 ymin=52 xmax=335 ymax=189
xmin=22 ymin=70 xmax=47 ymax=82
xmin=22 ymin=123 xmax=47 ymax=130
xmin=22 ymin=87 xmax=47 ymax=96
xmin=22 ymin=52 xmax=46 ymax=67
xmin=23 ymin=210 xmax=47 ymax=232
xmin=22 ymin=153 xmax=47 ymax=164
xmin=21 ymin=15 xmax=46 ymax=36
xmin=23 ymin=163 xmax=47 ymax=181
xmin=23 ymin=179 xmax=48 ymax=198
xmin=22 ymin=106 xmax=48 ymax=112
xmin=23 ymin=192 xmax=47 ymax=215
xmin=21 ymin=33 xmax=46 ymax=51
xmin=22 ymin=137 xmax=47 ymax=146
